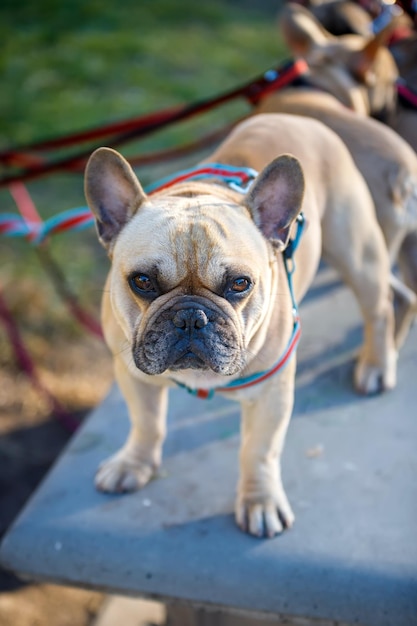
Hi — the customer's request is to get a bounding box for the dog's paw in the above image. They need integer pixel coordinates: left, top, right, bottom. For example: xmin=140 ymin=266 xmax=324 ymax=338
xmin=95 ymin=451 xmax=155 ymax=493
xmin=354 ymin=350 xmax=397 ymax=395
xmin=235 ymin=494 xmax=295 ymax=539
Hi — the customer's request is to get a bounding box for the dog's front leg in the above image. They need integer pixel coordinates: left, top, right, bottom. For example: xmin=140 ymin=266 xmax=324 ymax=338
xmin=95 ymin=355 xmax=168 ymax=494
xmin=235 ymin=359 xmax=296 ymax=538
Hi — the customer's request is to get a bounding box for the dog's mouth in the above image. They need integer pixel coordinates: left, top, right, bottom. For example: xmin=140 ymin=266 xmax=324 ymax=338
xmin=133 ymin=297 xmax=245 ymax=376
xmin=169 ymin=350 xmax=208 ymax=372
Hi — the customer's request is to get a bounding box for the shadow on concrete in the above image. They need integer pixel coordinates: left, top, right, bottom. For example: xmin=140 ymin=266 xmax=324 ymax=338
xmin=0 ymin=413 xmax=86 ymax=591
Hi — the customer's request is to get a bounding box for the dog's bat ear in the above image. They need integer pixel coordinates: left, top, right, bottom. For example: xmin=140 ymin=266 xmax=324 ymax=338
xmin=245 ymin=154 xmax=305 ymax=251
xmin=279 ymin=2 xmax=333 ymax=56
xmin=84 ymin=147 xmax=147 ymax=252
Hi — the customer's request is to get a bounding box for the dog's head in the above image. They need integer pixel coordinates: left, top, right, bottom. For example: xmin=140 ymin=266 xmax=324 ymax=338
xmin=85 ymin=148 xmax=304 ymax=380
xmin=280 ymin=2 xmax=399 ymax=120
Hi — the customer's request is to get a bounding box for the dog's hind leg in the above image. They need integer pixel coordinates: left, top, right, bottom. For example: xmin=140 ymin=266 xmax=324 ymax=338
xmin=389 ymin=271 xmax=417 ymax=349
xmin=321 ymin=203 xmax=397 ymax=395
xmin=380 ymin=219 xmax=417 ymax=347
xmin=398 ymin=230 xmax=417 ymax=296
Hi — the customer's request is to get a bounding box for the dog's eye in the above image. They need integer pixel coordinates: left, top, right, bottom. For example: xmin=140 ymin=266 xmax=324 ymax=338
xmin=129 ymin=273 xmax=157 ymax=296
xmin=229 ymin=277 xmax=252 ymax=294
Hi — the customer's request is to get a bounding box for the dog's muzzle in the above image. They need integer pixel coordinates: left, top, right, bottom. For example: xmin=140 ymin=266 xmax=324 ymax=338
xmin=133 ymin=297 xmax=244 ymax=376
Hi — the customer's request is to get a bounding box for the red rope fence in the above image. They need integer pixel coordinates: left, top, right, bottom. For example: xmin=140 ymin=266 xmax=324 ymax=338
xmin=0 ymin=59 xmax=308 ymax=187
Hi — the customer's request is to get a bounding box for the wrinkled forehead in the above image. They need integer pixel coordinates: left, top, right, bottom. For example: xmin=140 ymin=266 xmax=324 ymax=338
xmin=113 ymin=194 xmax=268 ymax=282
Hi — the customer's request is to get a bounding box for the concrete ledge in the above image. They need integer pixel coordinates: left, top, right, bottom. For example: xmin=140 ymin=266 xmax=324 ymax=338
xmin=1 ymin=267 xmax=417 ymax=626
xmin=92 ymin=596 xmax=165 ymax=626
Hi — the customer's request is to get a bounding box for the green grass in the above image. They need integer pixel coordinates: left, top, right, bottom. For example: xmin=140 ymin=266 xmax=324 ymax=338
xmin=0 ymin=0 xmax=288 ymax=334
xmin=0 ymin=0 xmax=287 ymax=145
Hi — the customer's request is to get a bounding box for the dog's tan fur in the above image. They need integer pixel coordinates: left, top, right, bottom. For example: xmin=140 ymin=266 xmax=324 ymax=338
xmin=85 ymin=114 xmax=397 ymax=538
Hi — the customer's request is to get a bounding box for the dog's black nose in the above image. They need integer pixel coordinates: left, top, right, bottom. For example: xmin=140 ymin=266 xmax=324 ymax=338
xmin=172 ymin=308 xmax=208 ymax=330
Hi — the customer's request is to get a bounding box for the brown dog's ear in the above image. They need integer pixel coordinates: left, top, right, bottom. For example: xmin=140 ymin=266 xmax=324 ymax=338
xmin=348 ymin=21 xmax=399 ymax=84
xmin=245 ymin=155 xmax=305 ymax=251
xmin=279 ymin=2 xmax=333 ymax=56
xmin=85 ymin=147 xmax=147 ymax=252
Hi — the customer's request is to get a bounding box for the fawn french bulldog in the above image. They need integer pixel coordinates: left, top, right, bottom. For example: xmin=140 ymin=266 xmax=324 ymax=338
xmin=85 ymin=114 xmax=397 ymax=538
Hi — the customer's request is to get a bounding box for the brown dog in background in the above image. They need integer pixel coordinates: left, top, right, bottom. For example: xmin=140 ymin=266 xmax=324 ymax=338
xmin=270 ymin=2 xmax=417 ymax=329
xmin=278 ymin=3 xmax=417 ymax=148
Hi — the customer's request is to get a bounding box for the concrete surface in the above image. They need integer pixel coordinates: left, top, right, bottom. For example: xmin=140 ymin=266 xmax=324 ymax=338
xmin=1 ymin=266 xmax=417 ymax=626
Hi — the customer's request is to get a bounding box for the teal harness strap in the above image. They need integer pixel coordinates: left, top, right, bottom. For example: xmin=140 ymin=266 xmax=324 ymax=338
xmin=283 ymin=213 xmax=305 ymax=318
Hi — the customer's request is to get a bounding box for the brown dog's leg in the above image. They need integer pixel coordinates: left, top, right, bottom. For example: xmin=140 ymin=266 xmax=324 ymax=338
xmin=236 ymin=359 xmax=296 ymax=538
xmin=95 ymin=355 xmax=168 ymax=493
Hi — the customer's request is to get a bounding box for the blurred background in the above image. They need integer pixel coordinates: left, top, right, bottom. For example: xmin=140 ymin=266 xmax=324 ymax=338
xmin=0 ymin=1 xmax=287 ymax=624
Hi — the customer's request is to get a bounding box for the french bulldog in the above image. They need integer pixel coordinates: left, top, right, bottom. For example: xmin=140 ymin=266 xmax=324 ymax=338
xmin=85 ymin=113 xmax=397 ymax=538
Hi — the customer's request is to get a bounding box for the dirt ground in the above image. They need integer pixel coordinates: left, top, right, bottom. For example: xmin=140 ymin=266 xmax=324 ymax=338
xmin=0 ymin=331 xmax=114 ymax=626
